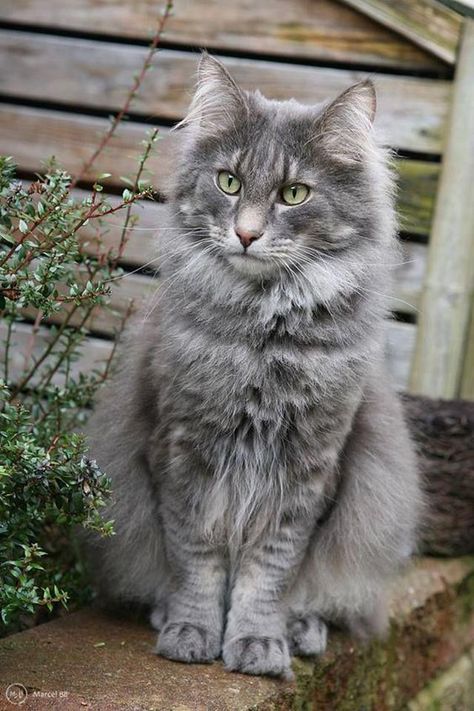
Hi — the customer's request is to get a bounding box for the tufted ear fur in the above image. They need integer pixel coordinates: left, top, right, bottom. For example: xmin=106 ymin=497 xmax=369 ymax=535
xmin=314 ymin=80 xmax=377 ymax=164
xmin=174 ymin=52 xmax=248 ymax=134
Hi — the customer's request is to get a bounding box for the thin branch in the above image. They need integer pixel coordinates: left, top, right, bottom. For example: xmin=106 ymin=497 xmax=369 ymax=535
xmin=113 ymin=128 xmax=160 ymax=267
xmin=3 ymin=317 xmax=13 ymax=385
xmin=70 ymin=1 xmax=173 ymax=189
xmin=22 ymin=310 xmax=43 ymax=374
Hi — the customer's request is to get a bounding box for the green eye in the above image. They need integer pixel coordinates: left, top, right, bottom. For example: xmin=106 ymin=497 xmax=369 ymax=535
xmin=217 ymin=171 xmax=241 ymax=195
xmin=281 ymin=183 xmax=309 ymax=205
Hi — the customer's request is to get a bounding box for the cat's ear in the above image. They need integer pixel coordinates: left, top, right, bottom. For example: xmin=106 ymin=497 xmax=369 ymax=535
xmin=174 ymin=52 xmax=248 ymax=133
xmin=314 ymin=80 xmax=376 ymax=164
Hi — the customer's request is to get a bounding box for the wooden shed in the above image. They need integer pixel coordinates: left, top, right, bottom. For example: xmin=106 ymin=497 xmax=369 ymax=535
xmin=0 ymin=0 xmax=473 ymax=398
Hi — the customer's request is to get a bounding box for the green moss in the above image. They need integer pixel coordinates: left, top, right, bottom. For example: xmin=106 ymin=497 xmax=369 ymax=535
xmin=396 ymin=159 xmax=438 ymax=235
xmin=291 ymin=657 xmax=318 ymax=711
xmin=456 ymin=568 xmax=474 ymax=623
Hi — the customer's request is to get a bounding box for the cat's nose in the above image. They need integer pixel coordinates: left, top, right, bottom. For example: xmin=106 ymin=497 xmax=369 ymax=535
xmin=235 ymin=226 xmax=263 ymax=249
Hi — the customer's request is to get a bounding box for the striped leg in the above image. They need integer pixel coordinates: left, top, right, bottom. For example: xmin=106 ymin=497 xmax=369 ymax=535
xmin=222 ymin=518 xmax=312 ymax=679
xmin=155 ymin=495 xmax=227 ymax=664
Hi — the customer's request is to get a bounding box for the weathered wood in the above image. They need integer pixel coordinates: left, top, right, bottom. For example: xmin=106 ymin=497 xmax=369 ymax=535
xmin=392 ymin=242 xmax=427 ymax=315
xmin=1 ymin=319 xmax=417 ymax=391
xmin=20 ymin=271 xmax=156 ymax=338
xmin=410 ymin=18 xmax=474 ymax=398
xmin=0 ymin=104 xmax=439 ymax=236
xmin=460 ymin=303 xmax=474 ymax=399
xmin=0 ymin=0 xmax=446 ymax=71
xmin=341 ymin=0 xmax=461 ymax=63
xmin=18 ymin=235 xmax=425 ymax=340
xmin=0 ymin=33 xmax=451 ymax=154
xmin=78 ymin=195 xmax=164 ymax=267
xmin=403 ymin=394 xmax=474 ymax=556
xmin=0 ymin=321 xmax=113 ymax=389
xmin=437 ymin=0 xmax=474 ymax=18
xmin=385 ymin=321 xmax=417 ymax=389
xmin=396 ymin=161 xmax=440 ymax=236
xmin=78 ymin=189 xmax=428 ymax=292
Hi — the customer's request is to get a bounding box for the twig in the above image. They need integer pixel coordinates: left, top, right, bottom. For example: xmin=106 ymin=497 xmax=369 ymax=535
xmin=100 ymin=299 xmax=135 ymax=384
xmin=5 ymin=191 xmax=150 ymax=278
xmin=0 ymin=184 xmax=69 ymax=270
xmin=113 ymin=128 xmax=160 ymax=267
xmin=3 ymin=317 xmax=13 ymax=385
xmin=22 ymin=310 xmax=43 ymax=374
xmin=36 ymin=306 xmax=95 ymax=394
xmin=70 ymin=1 xmax=173 ymax=189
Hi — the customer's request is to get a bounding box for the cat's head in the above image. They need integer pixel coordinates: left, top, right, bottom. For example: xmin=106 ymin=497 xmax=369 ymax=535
xmin=170 ymin=53 xmax=395 ymax=293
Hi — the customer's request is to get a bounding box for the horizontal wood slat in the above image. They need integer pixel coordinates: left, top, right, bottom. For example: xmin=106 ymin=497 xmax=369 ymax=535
xmin=77 ymin=189 xmax=429 ymax=282
xmin=341 ymin=0 xmax=461 ymax=63
xmin=0 ymin=104 xmax=438 ymax=236
xmin=0 ymin=33 xmax=451 ymax=154
xmin=78 ymin=195 xmax=165 ymax=268
xmin=385 ymin=321 xmax=417 ymax=389
xmin=438 ymin=0 xmax=474 ymax=17
xmin=1 ymin=319 xmax=417 ymax=392
xmin=1 ymin=321 xmax=112 ymax=388
xmin=42 ymin=237 xmax=426 ymax=337
xmin=0 ymin=0 xmax=446 ymax=71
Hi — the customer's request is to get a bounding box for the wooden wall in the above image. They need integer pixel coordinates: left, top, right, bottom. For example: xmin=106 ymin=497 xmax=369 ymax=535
xmin=0 ymin=0 xmax=452 ymax=389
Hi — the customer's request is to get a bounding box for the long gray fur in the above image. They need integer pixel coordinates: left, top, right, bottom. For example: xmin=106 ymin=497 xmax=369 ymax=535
xmin=85 ymin=53 xmax=421 ymax=679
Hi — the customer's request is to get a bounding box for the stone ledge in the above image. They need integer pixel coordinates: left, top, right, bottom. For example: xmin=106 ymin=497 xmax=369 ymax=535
xmin=408 ymin=649 xmax=474 ymax=710
xmin=0 ymin=557 xmax=473 ymax=710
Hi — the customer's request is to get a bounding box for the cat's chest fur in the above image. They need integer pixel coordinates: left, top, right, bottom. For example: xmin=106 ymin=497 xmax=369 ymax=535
xmin=153 ymin=286 xmax=368 ymax=480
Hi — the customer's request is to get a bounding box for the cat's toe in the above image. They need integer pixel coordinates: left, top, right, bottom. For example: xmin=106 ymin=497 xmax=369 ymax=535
xmin=156 ymin=621 xmax=220 ymax=663
xmin=288 ymin=613 xmax=327 ymax=656
xmin=223 ymin=636 xmax=293 ymax=679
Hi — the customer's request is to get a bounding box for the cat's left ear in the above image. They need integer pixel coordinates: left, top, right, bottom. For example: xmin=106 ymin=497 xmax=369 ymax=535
xmin=314 ymin=80 xmax=377 ymax=164
xmin=174 ymin=52 xmax=248 ymax=133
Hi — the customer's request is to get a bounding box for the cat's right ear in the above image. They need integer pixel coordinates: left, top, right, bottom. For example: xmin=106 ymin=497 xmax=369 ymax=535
xmin=173 ymin=52 xmax=248 ymax=134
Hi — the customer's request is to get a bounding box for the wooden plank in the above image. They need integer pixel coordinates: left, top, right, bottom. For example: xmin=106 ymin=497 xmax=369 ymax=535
xmin=341 ymin=0 xmax=462 ymax=63
xmin=1 ymin=321 xmax=113 ymax=389
xmin=77 ymin=193 xmax=164 ymax=267
xmin=21 ymin=238 xmax=425 ymax=338
xmin=0 ymin=104 xmax=439 ymax=236
xmin=392 ymin=242 xmax=427 ymax=315
xmin=76 ymin=189 xmax=429 ymax=283
xmin=410 ymin=18 xmax=474 ymax=398
xmin=0 ymin=0 xmax=446 ymax=72
xmin=460 ymin=304 xmax=474 ymax=399
xmin=1 ymin=319 xmax=417 ymax=391
xmin=37 ymin=272 xmax=157 ymax=337
xmin=14 ymin=179 xmax=427 ymax=335
xmin=437 ymin=0 xmax=474 ymax=18
xmin=76 ymin=238 xmax=428 ymax=335
xmin=385 ymin=321 xmax=417 ymax=390
xmin=0 ymin=32 xmax=451 ymax=154
xmin=396 ymin=160 xmax=440 ymax=236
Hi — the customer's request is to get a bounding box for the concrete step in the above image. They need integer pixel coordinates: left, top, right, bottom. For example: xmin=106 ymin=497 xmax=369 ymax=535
xmin=0 ymin=557 xmax=473 ymax=710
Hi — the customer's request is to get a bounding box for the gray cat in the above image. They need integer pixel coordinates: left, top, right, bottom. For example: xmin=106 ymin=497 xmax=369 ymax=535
xmin=85 ymin=53 xmax=421 ymax=679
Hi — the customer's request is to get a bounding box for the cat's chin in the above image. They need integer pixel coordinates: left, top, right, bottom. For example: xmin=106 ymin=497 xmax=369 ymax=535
xmin=226 ymin=253 xmax=277 ymax=278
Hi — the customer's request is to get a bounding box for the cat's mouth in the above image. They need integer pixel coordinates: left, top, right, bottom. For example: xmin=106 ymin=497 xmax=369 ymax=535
xmin=227 ymin=251 xmax=276 ymax=277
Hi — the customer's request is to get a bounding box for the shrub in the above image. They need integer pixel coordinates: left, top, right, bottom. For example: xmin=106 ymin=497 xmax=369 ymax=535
xmin=0 ymin=143 xmax=157 ymax=632
xmin=0 ymin=1 xmax=172 ymax=634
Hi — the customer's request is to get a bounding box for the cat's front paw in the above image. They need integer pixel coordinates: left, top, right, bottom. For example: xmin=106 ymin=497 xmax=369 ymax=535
xmin=223 ymin=635 xmax=293 ymax=679
xmin=156 ymin=621 xmax=220 ymax=664
xmin=288 ymin=613 xmax=327 ymax=656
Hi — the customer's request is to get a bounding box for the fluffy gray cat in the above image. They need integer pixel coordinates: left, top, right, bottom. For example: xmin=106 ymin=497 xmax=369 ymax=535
xmin=85 ymin=53 xmax=421 ymax=679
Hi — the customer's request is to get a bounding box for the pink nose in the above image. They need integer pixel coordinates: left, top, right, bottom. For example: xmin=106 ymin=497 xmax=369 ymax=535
xmin=235 ymin=227 xmax=263 ymax=249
